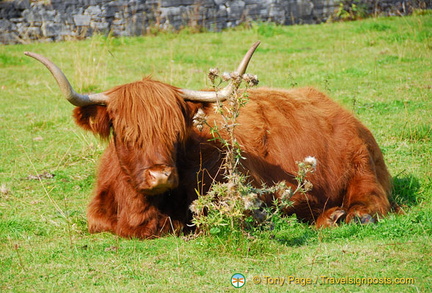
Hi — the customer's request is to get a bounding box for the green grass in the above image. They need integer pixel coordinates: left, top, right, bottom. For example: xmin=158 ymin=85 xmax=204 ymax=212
xmin=1 ymin=15 xmax=431 ymax=292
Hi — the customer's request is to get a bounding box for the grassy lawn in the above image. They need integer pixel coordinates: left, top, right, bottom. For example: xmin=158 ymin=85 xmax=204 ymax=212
xmin=1 ymin=15 xmax=431 ymax=292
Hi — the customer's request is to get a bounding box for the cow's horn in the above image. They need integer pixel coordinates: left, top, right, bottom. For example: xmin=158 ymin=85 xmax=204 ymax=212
xmin=179 ymin=41 xmax=260 ymax=102
xmin=24 ymin=52 xmax=109 ymax=106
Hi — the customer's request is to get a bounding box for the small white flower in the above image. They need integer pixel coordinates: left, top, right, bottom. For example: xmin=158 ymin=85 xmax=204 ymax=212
xmin=304 ymin=156 xmax=317 ymax=170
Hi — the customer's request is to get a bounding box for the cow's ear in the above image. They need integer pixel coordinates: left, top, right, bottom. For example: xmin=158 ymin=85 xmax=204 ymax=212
xmin=73 ymin=105 xmax=111 ymax=138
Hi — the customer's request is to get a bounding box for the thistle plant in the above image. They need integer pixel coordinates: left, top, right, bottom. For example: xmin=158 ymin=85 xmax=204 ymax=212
xmin=191 ymin=68 xmax=260 ymax=233
xmin=264 ymin=156 xmax=317 ymax=226
xmin=190 ymin=67 xmax=317 ymax=235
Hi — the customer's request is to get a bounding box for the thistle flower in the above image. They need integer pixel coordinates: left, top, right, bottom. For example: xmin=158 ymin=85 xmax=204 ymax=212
xmin=242 ymin=73 xmax=259 ymax=87
xmin=193 ymin=108 xmax=207 ymax=131
xmin=281 ymin=186 xmax=293 ymax=200
xmin=230 ymin=72 xmax=241 ymax=84
xmin=303 ymin=180 xmax=313 ymax=192
xmin=221 ymin=72 xmax=231 ymax=81
xmin=304 ymin=156 xmax=317 ymax=171
xmin=189 ymin=201 xmax=199 ymax=215
xmin=243 ymin=193 xmax=262 ymax=210
xmin=208 ymin=68 xmax=219 ymax=83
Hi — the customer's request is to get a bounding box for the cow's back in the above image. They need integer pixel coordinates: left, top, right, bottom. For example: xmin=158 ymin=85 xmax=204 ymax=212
xmin=201 ymin=87 xmax=391 ymax=221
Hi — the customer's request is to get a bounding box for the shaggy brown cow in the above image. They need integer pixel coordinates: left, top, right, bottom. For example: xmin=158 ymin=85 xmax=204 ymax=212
xmin=25 ymin=42 xmax=392 ymax=239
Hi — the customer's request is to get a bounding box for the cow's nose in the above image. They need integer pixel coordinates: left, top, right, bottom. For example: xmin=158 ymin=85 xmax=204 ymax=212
xmin=148 ymin=168 xmax=172 ymax=187
xmin=142 ymin=165 xmax=178 ymax=194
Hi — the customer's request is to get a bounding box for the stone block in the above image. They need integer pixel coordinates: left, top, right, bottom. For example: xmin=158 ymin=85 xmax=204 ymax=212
xmin=22 ymin=9 xmax=42 ymax=25
xmin=0 ymin=31 xmax=19 ymax=44
xmin=90 ymin=20 xmax=109 ymax=31
xmin=85 ymin=5 xmax=102 ymax=17
xmin=42 ymin=22 xmax=62 ymax=37
xmin=112 ymin=18 xmax=124 ymax=25
xmin=13 ymin=0 xmax=30 ymax=10
xmin=73 ymin=14 xmax=91 ymax=26
xmin=0 ymin=19 xmax=16 ymax=31
xmin=160 ymin=0 xmax=195 ymax=7
xmin=25 ymin=26 xmax=42 ymax=39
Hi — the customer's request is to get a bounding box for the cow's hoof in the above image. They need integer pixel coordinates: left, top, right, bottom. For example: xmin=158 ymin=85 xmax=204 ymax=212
xmin=352 ymin=214 xmax=376 ymax=224
xmin=361 ymin=214 xmax=376 ymax=224
xmin=316 ymin=208 xmax=346 ymax=227
xmin=330 ymin=209 xmax=346 ymax=224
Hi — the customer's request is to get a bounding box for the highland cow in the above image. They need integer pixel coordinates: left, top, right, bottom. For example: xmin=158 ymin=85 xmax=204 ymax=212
xmin=25 ymin=42 xmax=391 ymax=239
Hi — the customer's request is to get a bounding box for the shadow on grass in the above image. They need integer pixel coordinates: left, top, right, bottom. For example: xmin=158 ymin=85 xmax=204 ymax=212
xmin=391 ymin=172 xmax=423 ymax=208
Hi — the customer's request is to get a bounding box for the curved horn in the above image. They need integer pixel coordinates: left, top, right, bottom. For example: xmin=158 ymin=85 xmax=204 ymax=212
xmin=179 ymin=41 xmax=260 ymax=102
xmin=24 ymin=52 xmax=109 ymax=106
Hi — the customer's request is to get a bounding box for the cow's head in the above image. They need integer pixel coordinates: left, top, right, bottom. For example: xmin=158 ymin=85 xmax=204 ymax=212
xmin=71 ymin=79 xmax=187 ymax=195
xmin=25 ymin=42 xmax=259 ymax=195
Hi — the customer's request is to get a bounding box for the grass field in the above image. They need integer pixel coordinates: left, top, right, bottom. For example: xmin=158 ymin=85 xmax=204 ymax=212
xmin=1 ymin=14 xmax=431 ymax=292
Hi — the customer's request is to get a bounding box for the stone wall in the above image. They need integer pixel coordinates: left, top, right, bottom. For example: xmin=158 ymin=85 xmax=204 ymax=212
xmin=0 ymin=0 xmax=429 ymax=44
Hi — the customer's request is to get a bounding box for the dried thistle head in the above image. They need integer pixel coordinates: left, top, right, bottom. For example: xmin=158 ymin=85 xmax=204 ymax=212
xmin=193 ymin=108 xmax=207 ymax=131
xmin=189 ymin=202 xmax=199 ymax=215
xmin=281 ymin=187 xmax=293 ymax=201
xmin=242 ymin=73 xmax=259 ymax=87
xmin=242 ymin=193 xmax=262 ymax=210
xmin=303 ymin=180 xmax=313 ymax=192
xmin=272 ymin=181 xmax=293 ymax=209
xmin=221 ymin=72 xmax=231 ymax=82
xmin=208 ymin=68 xmax=219 ymax=84
xmin=229 ymin=72 xmax=241 ymax=83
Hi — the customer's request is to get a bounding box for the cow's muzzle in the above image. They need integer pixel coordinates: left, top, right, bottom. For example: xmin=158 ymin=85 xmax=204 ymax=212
xmin=139 ymin=165 xmax=179 ymax=195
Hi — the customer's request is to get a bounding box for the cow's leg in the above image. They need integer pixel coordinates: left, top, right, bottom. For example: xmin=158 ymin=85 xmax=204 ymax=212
xmin=316 ymin=142 xmax=391 ymax=227
xmin=87 ymin=190 xmax=118 ymax=234
xmin=87 ymin=145 xmax=121 ymax=234
xmin=115 ymin=196 xmax=183 ymax=239
xmin=342 ymin=173 xmax=391 ymax=224
xmin=316 ymin=177 xmax=390 ymax=228
xmin=342 ymin=140 xmax=391 ymax=224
